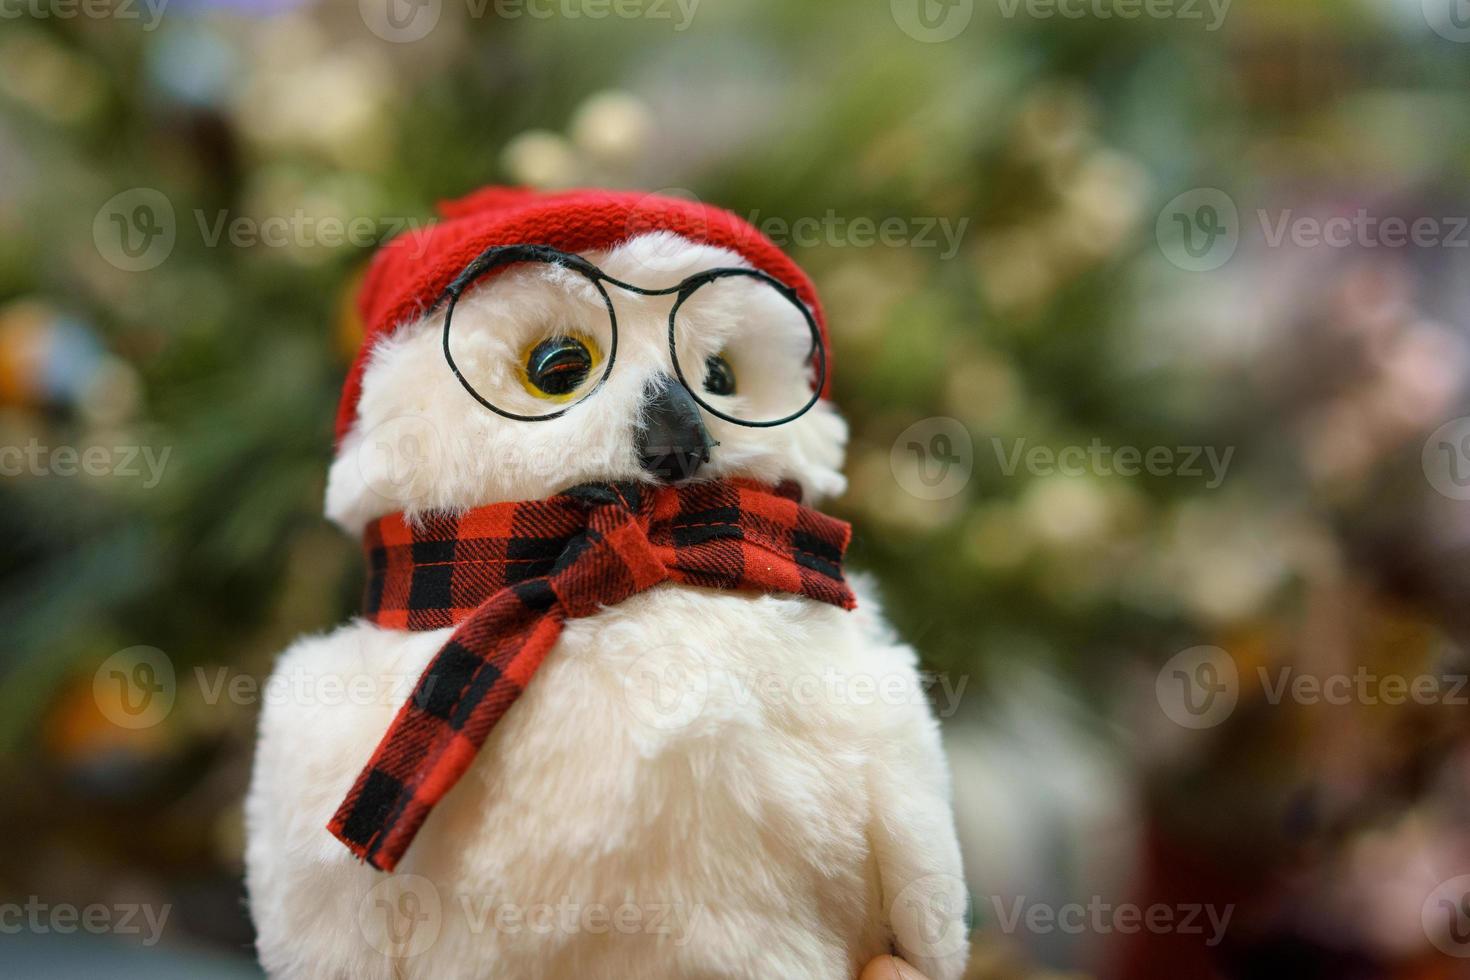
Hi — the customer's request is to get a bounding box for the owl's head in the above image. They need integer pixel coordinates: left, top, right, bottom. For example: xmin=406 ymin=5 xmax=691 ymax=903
xmin=326 ymin=189 xmax=847 ymax=534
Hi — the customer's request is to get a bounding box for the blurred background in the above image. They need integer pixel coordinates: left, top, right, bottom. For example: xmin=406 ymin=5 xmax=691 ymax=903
xmin=5 ymin=0 xmax=1470 ymax=977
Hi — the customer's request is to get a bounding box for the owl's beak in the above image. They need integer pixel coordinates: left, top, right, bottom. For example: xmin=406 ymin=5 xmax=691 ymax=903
xmin=636 ymin=374 xmax=717 ymax=482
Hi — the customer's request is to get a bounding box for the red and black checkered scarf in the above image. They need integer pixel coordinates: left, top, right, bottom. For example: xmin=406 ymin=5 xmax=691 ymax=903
xmin=328 ymin=478 xmax=856 ymax=871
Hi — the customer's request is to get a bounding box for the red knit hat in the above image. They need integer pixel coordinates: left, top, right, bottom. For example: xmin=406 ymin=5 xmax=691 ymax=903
xmin=336 ymin=187 xmax=832 ymax=444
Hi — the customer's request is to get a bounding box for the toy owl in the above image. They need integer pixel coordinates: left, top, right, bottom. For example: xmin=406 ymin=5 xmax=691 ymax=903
xmin=244 ymin=187 xmax=968 ymax=980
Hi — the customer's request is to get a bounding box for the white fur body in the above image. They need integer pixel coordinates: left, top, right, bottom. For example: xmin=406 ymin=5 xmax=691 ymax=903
xmin=244 ymin=233 xmax=968 ymax=979
xmin=246 ymin=579 xmax=965 ymax=979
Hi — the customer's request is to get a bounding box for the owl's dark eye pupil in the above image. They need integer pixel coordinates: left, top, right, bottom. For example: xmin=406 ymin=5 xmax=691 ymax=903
xmin=703 ymin=354 xmax=736 ymax=396
xmin=527 ymin=337 xmax=592 ymax=396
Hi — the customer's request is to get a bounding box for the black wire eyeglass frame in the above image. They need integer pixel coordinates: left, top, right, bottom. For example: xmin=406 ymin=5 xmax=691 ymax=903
xmin=438 ymin=243 xmax=826 ymax=427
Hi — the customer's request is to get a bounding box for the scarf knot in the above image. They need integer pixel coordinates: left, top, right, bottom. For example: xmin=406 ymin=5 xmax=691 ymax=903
xmin=329 ymin=478 xmax=855 ymax=871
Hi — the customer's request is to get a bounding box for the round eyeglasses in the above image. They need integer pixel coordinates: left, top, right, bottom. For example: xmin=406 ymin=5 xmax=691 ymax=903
xmin=439 ymin=243 xmax=825 ymax=427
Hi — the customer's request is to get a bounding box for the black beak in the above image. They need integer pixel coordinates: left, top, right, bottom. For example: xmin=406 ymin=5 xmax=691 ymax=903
xmin=636 ymin=374 xmax=716 ymax=482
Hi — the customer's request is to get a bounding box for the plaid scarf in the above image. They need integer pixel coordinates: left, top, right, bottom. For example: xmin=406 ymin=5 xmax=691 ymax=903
xmin=328 ymin=478 xmax=856 ymax=871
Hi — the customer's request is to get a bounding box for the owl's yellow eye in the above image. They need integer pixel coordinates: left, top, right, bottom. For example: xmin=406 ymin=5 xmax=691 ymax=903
xmin=521 ymin=334 xmax=601 ymax=400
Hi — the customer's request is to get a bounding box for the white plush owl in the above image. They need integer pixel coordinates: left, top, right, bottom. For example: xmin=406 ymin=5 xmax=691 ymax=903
xmin=244 ymin=188 xmax=969 ymax=980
